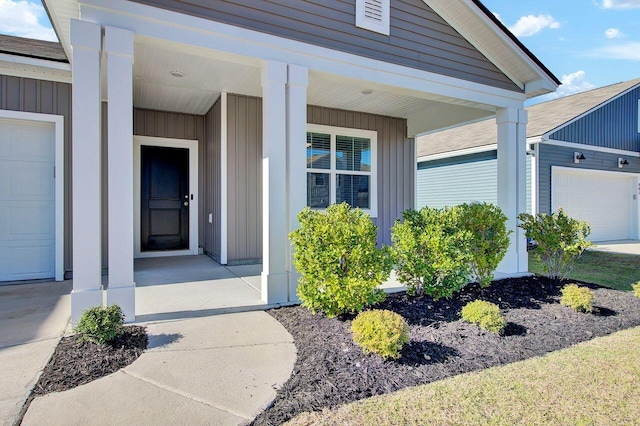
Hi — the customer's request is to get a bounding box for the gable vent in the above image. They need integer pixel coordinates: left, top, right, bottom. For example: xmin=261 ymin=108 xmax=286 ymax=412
xmin=356 ymin=0 xmax=390 ymax=35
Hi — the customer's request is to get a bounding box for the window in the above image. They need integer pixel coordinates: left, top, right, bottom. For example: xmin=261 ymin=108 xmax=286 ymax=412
xmin=306 ymin=124 xmax=377 ymax=217
xmin=355 ymin=0 xmax=390 ymax=35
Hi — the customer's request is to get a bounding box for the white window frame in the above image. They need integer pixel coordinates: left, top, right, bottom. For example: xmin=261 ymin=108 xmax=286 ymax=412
xmin=307 ymin=124 xmax=378 ymax=218
xmin=355 ymin=0 xmax=390 ymax=36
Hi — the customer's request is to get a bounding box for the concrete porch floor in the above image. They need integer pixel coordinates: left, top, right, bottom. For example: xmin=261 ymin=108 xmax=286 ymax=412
xmin=133 ymin=255 xmax=267 ymax=322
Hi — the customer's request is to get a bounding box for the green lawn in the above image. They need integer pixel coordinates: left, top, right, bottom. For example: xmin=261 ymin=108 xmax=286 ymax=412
xmin=288 ymin=326 xmax=640 ymax=426
xmin=528 ymin=249 xmax=640 ymax=291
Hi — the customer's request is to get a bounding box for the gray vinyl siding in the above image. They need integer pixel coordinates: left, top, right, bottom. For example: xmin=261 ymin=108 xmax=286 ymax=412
xmin=204 ymin=98 xmax=222 ymax=260
xmin=549 ymin=86 xmax=640 ymax=152
xmin=133 ymin=108 xmax=208 ymax=250
xmin=226 ymin=94 xmax=263 ymax=262
xmin=538 ymin=144 xmax=640 ymax=215
xmin=0 ymin=75 xmax=73 ymax=273
xmin=130 ymin=0 xmax=518 ymax=92
xmin=307 ymin=105 xmax=415 ymax=246
xmin=417 ymin=151 xmax=532 ymax=214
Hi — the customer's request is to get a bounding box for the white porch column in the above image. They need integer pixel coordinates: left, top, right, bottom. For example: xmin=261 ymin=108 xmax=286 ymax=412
xmin=261 ymin=60 xmax=288 ymax=304
xmin=70 ymin=20 xmax=103 ymax=323
xmin=286 ymin=64 xmax=308 ymax=302
xmin=496 ymin=107 xmax=529 ymax=274
xmin=105 ymin=26 xmax=135 ymax=322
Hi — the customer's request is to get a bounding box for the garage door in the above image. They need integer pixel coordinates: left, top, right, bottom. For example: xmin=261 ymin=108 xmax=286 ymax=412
xmin=552 ymin=168 xmax=636 ymax=242
xmin=0 ymin=119 xmax=55 ymax=281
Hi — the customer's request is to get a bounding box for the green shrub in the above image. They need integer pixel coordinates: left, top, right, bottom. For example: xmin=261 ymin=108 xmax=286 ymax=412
xmin=289 ymin=203 xmax=392 ymax=317
xmin=391 ymin=206 xmax=472 ymax=299
xmin=458 ymin=202 xmax=511 ymax=288
xmin=351 ymin=310 xmax=410 ymax=360
xmin=460 ymin=300 xmax=506 ymax=334
xmin=560 ymin=284 xmax=594 ymax=313
xmin=75 ymin=305 xmax=125 ymax=344
xmin=633 ymin=282 xmax=640 ymax=298
xmin=518 ymin=209 xmax=591 ymax=281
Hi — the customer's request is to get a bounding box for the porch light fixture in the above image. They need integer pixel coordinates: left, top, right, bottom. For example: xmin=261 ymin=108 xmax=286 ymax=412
xmin=618 ymin=157 xmax=629 ymax=168
xmin=361 ymin=89 xmax=374 ymax=95
xmin=169 ymin=70 xmax=185 ymax=78
xmin=573 ymin=151 xmax=585 ymax=163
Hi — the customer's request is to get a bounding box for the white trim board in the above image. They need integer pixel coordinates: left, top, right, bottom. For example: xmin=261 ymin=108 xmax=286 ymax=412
xmin=133 ymin=136 xmax=199 ymax=258
xmin=0 ymin=110 xmax=65 ymax=281
xmin=530 ymin=138 xmax=640 ymax=157
xmin=220 ymin=92 xmax=228 ymax=265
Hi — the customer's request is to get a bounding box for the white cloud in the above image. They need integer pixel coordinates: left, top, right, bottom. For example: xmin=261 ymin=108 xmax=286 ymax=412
xmin=0 ymin=0 xmax=56 ymax=41
xmin=508 ymin=15 xmax=561 ymax=37
xmin=592 ymin=42 xmax=640 ymax=60
xmin=533 ymin=71 xmax=596 ymax=103
xmin=605 ymin=28 xmax=623 ymax=38
xmin=602 ymin=0 xmax=640 ymax=9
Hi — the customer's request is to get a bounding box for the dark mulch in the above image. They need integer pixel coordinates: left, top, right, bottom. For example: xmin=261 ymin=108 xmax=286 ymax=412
xmin=33 ymin=326 xmax=148 ymax=395
xmin=253 ymin=276 xmax=640 ymax=425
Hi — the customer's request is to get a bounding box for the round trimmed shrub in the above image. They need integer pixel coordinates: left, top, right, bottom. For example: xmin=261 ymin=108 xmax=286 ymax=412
xmin=560 ymin=284 xmax=594 ymax=313
xmin=75 ymin=305 xmax=125 ymax=344
xmin=460 ymin=300 xmax=505 ymax=334
xmin=351 ymin=310 xmax=409 ymax=360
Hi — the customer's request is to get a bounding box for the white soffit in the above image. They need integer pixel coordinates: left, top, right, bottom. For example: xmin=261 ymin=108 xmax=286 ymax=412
xmin=43 ymin=0 xmax=77 ymax=61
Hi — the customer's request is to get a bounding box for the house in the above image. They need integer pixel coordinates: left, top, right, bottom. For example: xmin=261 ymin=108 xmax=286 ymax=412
xmin=0 ymin=0 xmax=558 ymax=322
xmin=417 ymin=78 xmax=640 ymax=242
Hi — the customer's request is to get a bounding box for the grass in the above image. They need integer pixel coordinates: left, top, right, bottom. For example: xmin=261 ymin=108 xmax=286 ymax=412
xmin=287 ymin=326 xmax=640 ymax=426
xmin=528 ymin=249 xmax=640 ymax=291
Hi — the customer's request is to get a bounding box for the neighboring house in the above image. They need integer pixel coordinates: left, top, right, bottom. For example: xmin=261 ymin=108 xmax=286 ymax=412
xmin=417 ymin=78 xmax=640 ymax=242
xmin=1 ymin=0 xmax=558 ymax=322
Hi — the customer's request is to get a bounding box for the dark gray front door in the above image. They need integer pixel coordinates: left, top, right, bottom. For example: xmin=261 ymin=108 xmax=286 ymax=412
xmin=141 ymin=146 xmax=189 ymax=251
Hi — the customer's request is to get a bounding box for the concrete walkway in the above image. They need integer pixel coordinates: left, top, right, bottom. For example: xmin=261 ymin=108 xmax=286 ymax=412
xmin=0 ymin=281 xmax=71 ymax=426
xmin=589 ymin=240 xmax=640 ymax=255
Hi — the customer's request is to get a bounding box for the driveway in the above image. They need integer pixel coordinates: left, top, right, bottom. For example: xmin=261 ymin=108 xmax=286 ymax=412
xmin=590 ymin=240 xmax=640 ymax=255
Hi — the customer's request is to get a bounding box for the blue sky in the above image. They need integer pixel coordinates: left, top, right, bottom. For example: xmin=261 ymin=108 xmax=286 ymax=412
xmin=1 ymin=0 xmax=638 ymax=103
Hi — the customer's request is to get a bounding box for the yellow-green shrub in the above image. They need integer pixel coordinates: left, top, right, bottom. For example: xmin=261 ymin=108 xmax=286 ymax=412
xmin=633 ymin=282 xmax=640 ymax=298
xmin=460 ymin=300 xmax=505 ymax=334
xmin=75 ymin=305 xmax=124 ymax=344
xmin=351 ymin=310 xmax=409 ymax=360
xmin=560 ymin=284 xmax=594 ymax=313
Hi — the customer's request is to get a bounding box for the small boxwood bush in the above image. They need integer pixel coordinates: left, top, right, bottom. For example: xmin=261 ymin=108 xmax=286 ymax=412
xmin=460 ymin=300 xmax=506 ymax=334
xmin=289 ymin=203 xmax=392 ymax=317
xmin=391 ymin=206 xmax=472 ymax=299
xmin=75 ymin=305 xmax=125 ymax=344
xmin=633 ymin=281 xmax=640 ymax=298
xmin=560 ymin=284 xmax=594 ymax=313
xmin=351 ymin=309 xmax=410 ymax=360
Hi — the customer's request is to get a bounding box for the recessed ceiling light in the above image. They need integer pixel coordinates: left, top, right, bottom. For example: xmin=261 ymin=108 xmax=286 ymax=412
xmin=170 ymin=70 xmax=185 ymax=78
xmin=361 ymin=88 xmax=373 ymax=95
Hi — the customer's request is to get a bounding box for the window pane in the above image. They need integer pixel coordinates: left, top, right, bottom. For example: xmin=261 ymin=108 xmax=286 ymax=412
xmin=307 ymin=132 xmax=331 ymax=170
xmin=335 ymin=135 xmax=371 ymax=172
xmin=307 ymin=173 xmax=330 ymax=208
xmin=336 ymin=174 xmax=370 ymax=209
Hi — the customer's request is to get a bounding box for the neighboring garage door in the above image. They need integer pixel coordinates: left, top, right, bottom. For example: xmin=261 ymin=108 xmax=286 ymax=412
xmin=552 ymin=168 xmax=636 ymax=242
xmin=0 ymin=119 xmax=55 ymax=281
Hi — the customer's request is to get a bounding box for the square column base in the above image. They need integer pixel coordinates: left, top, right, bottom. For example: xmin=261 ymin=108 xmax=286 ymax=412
xmin=261 ymin=272 xmax=288 ymax=304
xmin=496 ymin=251 xmax=529 ymax=275
xmin=71 ymin=289 xmax=103 ymax=325
xmin=107 ymin=285 xmax=136 ymax=323
xmin=288 ymin=271 xmax=301 ymax=303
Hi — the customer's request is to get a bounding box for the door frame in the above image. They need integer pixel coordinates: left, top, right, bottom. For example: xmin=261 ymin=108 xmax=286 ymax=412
xmin=134 ymin=136 xmax=199 ymax=258
xmin=0 ymin=110 xmax=64 ymax=281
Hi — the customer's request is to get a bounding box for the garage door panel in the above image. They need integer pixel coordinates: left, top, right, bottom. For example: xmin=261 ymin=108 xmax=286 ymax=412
xmin=0 ymin=243 xmax=54 ymax=281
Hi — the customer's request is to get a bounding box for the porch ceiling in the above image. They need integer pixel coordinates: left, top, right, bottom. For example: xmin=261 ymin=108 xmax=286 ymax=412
xmin=131 ymin=40 xmax=495 ymax=132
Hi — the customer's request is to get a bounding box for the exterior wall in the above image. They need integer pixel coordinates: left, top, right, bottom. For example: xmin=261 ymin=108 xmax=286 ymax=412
xmin=226 ymin=94 xmax=262 ymax=262
xmin=0 ymin=75 xmax=73 ymax=272
xmin=130 ymin=0 xmax=518 ymax=92
xmin=416 ymin=151 xmax=532 ymax=213
xmin=549 ymin=86 xmax=640 ymax=152
xmin=133 ymin=108 xmax=207 ymax=250
xmin=538 ymin=143 xmax=640 ymax=215
xmin=204 ymin=98 xmax=222 ymax=260
xmin=307 ymin=104 xmax=415 ymax=246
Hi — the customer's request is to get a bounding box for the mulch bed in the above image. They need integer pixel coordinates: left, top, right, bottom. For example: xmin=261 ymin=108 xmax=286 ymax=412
xmin=253 ymin=276 xmax=640 ymax=425
xmin=32 ymin=326 xmax=148 ymax=395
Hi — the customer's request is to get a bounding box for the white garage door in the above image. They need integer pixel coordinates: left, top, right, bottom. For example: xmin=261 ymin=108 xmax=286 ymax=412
xmin=0 ymin=119 xmax=56 ymax=281
xmin=552 ymin=168 xmax=636 ymax=242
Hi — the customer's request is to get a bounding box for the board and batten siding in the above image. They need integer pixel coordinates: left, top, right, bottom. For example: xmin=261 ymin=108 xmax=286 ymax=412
xmin=549 ymin=86 xmax=640 ymax=152
xmin=538 ymin=143 xmax=640 ymax=215
xmin=130 ymin=0 xmax=518 ymax=92
xmin=204 ymin=98 xmax=222 ymax=260
xmin=0 ymin=75 xmax=72 ymax=273
xmin=417 ymin=151 xmax=532 ymax=213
